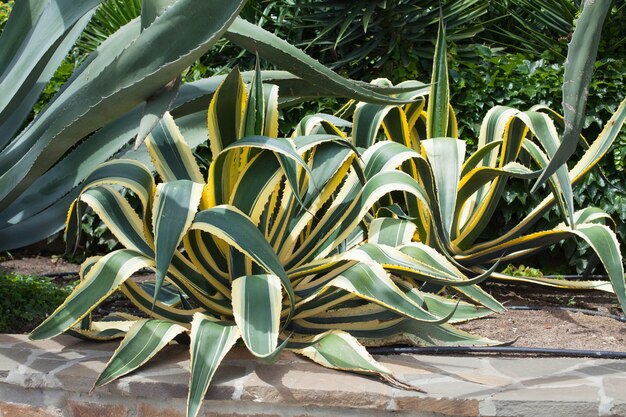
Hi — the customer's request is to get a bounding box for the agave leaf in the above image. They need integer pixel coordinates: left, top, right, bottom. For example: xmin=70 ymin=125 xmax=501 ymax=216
xmin=206 ymin=135 xmax=309 ymax=209
xmin=232 ymin=274 xmax=283 ymax=359
xmin=518 ymin=110 xmax=574 ymax=227
xmin=368 ymin=218 xmax=416 ymax=247
xmin=152 ymin=180 xmax=204 ymax=304
xmin=0 ymin=0 xmax=246 ymax=210
xmin=352 ymin=80 xmax=428 ymax=148
xmin=422 ymin=138 xmax=465 ymax=241
xmin=533 ymin=0 xmax=611 ymax=191
xmin=0 ymin=6 xmax=96 ymax=146
xmin=207 ymin=67 xmax=247 ymax=157
xmin=291 ymin=330 xmax=392 ymax=376
xmin=134 ymin=76 xmax=181 ymax=149
xmin=31 ymin=249 xmax=154 ymax=340
xmin=146 ymin=112 xmax=203 ymax=182
xmin=94 ymin=319 xmax=186 ymax=388
xmin=427 ymin=18 xmax=450 ymax=139
xmin=73 ymin=186 xmax=153 ymax=256
xmin=188 ymin=314 xmax=239 ymax=417
xmin=190 ymin=205 xmax=296 ymax=322
xmin=307 ymin=262 xmax=453 ymax=323
xmin=224 ymin=17 xmax=418 ymax=106
xmin=0 ymin=0 xmax=101 ymax=135
xmin=140 ymin=0 xmax=175 ymax=30
xmin=121 ymin=280 xmax=203 ymax=323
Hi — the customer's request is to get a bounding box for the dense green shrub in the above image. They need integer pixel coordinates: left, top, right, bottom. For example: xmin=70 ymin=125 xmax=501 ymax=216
xmin=0 ymin=272 xmax=76 ymax=333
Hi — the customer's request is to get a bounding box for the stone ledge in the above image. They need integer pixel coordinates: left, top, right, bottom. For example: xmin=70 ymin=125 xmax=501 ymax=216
xmin=1 ymin=334 xmax=625 ymax=417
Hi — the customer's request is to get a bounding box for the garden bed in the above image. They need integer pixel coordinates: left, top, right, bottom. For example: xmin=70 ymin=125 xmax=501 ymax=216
xmin=2 ymin=250 xmax=624 ymax=353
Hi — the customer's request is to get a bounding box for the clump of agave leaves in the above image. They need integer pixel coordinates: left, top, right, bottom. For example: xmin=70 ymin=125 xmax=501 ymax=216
xmin=301 ymin=10 xmax=626 ymax=312
xmin=32 ymin=67 xmax=502 ymax=417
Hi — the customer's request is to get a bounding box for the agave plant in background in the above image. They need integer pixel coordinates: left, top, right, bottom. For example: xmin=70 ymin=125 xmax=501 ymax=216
xmin=31 ymin=68 xmax=502 ymax=417
xmin=0 ymin=0 xmax=414 ymax=252
xmin=303 ymin=4 xmax=626 ymax=312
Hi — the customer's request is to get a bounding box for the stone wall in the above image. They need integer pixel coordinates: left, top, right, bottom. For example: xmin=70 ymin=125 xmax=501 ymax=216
xmin=1 ymin=334 xmax=625 ymax=417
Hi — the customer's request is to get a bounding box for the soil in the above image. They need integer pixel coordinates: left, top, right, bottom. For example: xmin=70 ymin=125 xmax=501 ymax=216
xmin=2 ymin=251 xmax=626 ymax=353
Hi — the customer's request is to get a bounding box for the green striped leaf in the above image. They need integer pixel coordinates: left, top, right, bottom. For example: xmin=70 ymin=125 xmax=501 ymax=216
xmin=152 ymin=180 xmax=204 ymax=305
xmin=76 ymin=186 xmax=153 ymax=256
xmin=534 ymin=0 xmax=611 ymax=191
xmin=321 ymin=262 xmax=451 ymax=323
xmin=368 ymin=218 xmax=416 ymax=247
xmin=232 ymin=274 xmax=283 ymax=359
xmin=146 ymin=112 xmax=203 ymax=182
xmin=292 ymin=330 xmax=391 ymax=376
xmin=94 ymin=319 xmax=186 ymax=388
xmin=422 ymin=138 xmax=465 ymax=241
xmin=207 ymin=67 xmax=246 ymax=156
xmin=352 ymin=80 xmax=428 ymax=148
xmin=0 ymin=0 xmax=246 ymax=212
xmin=190 ymin=205 xmax=295 ymax=322
xmin=225 ymin=18 xmax=417 ymax=106
xmin=31 ymin=249 xmax=154 ymax=340
xmin=188 ymin=314 xmax=239 ymax=417
xmin=427 ymin=19 xmax=450 ymax=139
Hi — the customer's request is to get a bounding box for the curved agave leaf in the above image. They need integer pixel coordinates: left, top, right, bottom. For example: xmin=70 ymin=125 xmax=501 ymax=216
xmin=427 ymin=18 xmax=450 ymax=139
xmin=94 ymin=319 xmax=186 ymax=389
xmin=478 ymin=97 xmax=626 ymax=247
xmin=206 ymin=136 xmax=309 ymax=209
xmin=71 ymin=186 xmax=153 ymax=256
xmin=232 ymin=274 xmax=284 ymax=359
xmin=146 ymin=112 xmax=203 ymax=182
xmin=296 ymin=262 xmax=453 ymax=324
xmin=368 ymin=217 xmax=416 ymax=247
xmin=0 ymin=1 xmax=98 ymax=146
xmin=289 ymin=330 xmax=413 ymax=388
xmin=0 ymin=0 xmax=247 ymax=210
xmin=190 ymin=205 xmax=296 ymax=323
xmin=352 ymin=80 xmax=428 ymax=148
xmin=152 ymin=180 xmax=204 ymax=304
xmin=422 ymin=138 xmax=465 ymax=241
xmin=534 ymin=0 xmax=611 ymax=191
xmin=224 ymin=18 xmax=419 ymax=106
xmin=31 ymin=249 xmax=154 ymax=340
xmin=188 ymin=314 xmax=239 ymax=417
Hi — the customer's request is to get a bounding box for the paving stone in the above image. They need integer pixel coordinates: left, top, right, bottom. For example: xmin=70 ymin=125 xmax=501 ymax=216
xmin=55 ymin=360 xmax=105 ymax=392
xmin=415 ymin=379 xmax=500 ymax=398
xmin=394 ymin=397 xmax=479 ymax=416
xmin=0 ymin=348 xmax=30 ymax=377
xmin=27 ymin=358 xmax=69 ymax=374
xmin=579 ymin=361 xmax=626 ymax=377
xmin=491 ymin=385 xmax=599 ymax=402
xmin=242 ymin=363 xmax=392 ymax=409
xmin=66 ymin=401 xmax=128 ymax=417
xmin=456 ymin=371 xmax=513 ymax=387
xmin=136 ymin=403 xmax=185 ymax=417
xmin=488 ymin=358 xmax=575 ymax=379
xmin=609 ymin=402 xmax=626 ymax=417
xmin=0 ymin=402 xmax=61 ymax=417
xmin=379 ymin=356 xmax=434 ymax=378
xmin=604 ymin=376 xmax=626 ymax=402
xmin=492 ymin=400 xmax=598 ymax=417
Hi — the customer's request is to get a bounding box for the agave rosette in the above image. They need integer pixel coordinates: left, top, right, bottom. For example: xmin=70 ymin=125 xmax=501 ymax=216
xmin=32 ymin=68 xmax=501 ymax=417
xmin=308 ymin=19 xmax=626 ymax=313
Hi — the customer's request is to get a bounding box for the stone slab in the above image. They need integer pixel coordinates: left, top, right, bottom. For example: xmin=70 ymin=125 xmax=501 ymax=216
xmin=0 ymin=335 xmax=624 ymax=417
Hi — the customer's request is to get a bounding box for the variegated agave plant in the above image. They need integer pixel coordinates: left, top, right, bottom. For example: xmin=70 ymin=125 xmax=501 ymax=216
xmin=303 ymin=13 xmax=626 ymax=313
xmin=31 ymin=68 xmax=500 ymax=417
